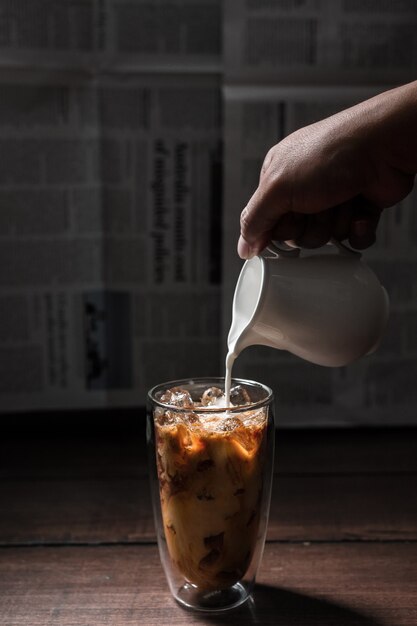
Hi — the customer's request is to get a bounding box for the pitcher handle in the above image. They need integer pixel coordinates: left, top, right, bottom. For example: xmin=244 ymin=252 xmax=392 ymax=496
xmin=330 ymin=238 xmax=362 ymax=258
xmin=263 ymin=242 xmax=301 ymax=259
xmin=263 ymin=239 xmax=361 ymax=259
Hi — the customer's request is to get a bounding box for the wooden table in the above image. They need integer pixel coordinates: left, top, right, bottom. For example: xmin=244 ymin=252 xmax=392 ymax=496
xmin=1 ymin=418 xmax=416 ymax=625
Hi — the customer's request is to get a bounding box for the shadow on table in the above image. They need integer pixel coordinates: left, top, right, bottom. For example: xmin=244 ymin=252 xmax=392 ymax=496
xmin=199 ymin=584 xmax=383 ymax=626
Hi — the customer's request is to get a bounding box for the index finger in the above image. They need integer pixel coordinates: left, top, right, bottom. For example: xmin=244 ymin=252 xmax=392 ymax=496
xmin=238 ymin=173 xmax=293 ymax=258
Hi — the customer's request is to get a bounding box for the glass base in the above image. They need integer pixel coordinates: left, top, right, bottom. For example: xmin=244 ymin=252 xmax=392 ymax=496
xmin=175 ymin=581 xmax=250 ymax=613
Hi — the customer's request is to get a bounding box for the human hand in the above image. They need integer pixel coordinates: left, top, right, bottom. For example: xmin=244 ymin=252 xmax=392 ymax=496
xmin=238 ymin=82 xmax=417 ymax=259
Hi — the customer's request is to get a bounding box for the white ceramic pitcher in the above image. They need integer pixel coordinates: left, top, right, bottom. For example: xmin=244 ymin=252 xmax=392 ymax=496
xmin=227 ymin=241 xmax=390 ymax=367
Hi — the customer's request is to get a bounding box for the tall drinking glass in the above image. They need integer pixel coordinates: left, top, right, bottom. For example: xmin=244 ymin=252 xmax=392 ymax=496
xmin=147 ymin=377 xmax=275 ymax=612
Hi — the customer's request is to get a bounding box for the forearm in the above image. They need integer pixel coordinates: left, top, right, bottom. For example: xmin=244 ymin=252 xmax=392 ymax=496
xmin=346 ymin=80 xmax=417 ymax=207
xmin=368 ymin=80 xmax=417 ymax=175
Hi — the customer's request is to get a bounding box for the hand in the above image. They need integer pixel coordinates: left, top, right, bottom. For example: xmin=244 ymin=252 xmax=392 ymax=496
xmin=238 ymin=82 xmax=417 ymax=259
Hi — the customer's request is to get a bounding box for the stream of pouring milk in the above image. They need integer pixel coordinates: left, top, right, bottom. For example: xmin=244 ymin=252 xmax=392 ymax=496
xmin=224 ymin=351 xmax=236 ymax=409
xmin=224 ymin=296 xmax=244 ymax=408
xmin=224 ymin=257 xmax=261 ymax=407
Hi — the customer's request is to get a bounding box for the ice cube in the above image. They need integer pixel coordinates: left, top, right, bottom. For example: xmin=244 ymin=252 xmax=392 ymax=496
xmin=241 ymin=408 xmax=267 ymax=427
xmin=160 ymin=386 xmax=194 ymax=409
xmin=175 ymin=422 xmax=193 ymax=448
xmin=218 ymin=417 xmax=243 ymax=432
xmin=156 ymin=409 xmax=180 ymax=426
xmin=232 ymin=427 xmax=255 ymax=453
xmin=230 ymin=385 xmax=251 ymax=406
xmin=201 ymin=386 xmax=224 ymax=406
xmin=218 ymin=416 xmax=255 ymax=453
xmin=181 ymin=412 xmax=201 ymax=430
xmin=154 ymin=407 xmax=166 ymax=425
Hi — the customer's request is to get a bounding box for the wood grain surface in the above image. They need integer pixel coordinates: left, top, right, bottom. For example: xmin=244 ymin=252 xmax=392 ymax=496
xmin=0 ymin=543 xmax=416 ymax=625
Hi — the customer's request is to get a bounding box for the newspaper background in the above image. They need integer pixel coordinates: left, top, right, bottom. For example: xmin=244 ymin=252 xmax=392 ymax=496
xmin=1 ymin=0 xmax=417 ymax=425
xmin=224 ymin=0 xmax=417 ymax=85
xmin=0 ymin=0 xmax=222 ymax=71
xmin=0 ymin=69 xmax=222 ymax=412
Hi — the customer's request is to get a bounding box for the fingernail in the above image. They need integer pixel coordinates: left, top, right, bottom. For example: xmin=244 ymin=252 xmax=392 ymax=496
xmin=350 ymin=219 xmax=376 ymax=249
xmin=238 ymin=236 xmax=256 ymax=259
xmin=352 ymin=219 xmax=369 ymax=238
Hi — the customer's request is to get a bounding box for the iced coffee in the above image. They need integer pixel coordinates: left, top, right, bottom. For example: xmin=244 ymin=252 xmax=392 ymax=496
xmin=153 ymin=384 xmax=268 ymax=591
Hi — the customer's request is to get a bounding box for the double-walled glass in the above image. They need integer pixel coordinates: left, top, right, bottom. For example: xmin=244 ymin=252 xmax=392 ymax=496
xmin=147 ymin=377 xmax=275 ymax=612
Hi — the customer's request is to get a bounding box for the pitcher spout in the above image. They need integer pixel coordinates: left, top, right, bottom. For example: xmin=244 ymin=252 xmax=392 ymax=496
xmin=231 ymin=323 xmax=286 ymax=358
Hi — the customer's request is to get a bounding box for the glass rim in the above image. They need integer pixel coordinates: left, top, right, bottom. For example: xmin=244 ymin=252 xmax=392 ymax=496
xmin=147 ymin=376 xmax=274 ymax=413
